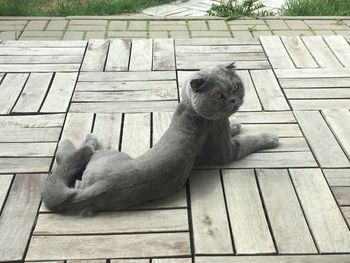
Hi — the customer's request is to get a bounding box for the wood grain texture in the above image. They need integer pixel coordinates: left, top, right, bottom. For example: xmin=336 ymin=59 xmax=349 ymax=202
xmin=257 ymin=169 xmax=317 ymax=254
xmin=290 ymin=168 xmax=350 ymax=253
xmin=81 ymin=39 xmax=109 ymax=72
xmin=235 ymin=70 xmax=262 ymax=111
xmin=105 ymin=39 xmax=131 ymax=71
xmin=332 ymin=187 xmax=350 ymax=206
xmin=0 ymin=114 xmax=64 ymax=128
xmin=0 ymin=174 xmax=13 ymax=213
xmin=34 ymin=209 xmax=188 ymax=235
xmin=275 ymin=68 xmax=350 ymax=78
xmin=284 ymin=88 xmax=350 ymax=99
xmin=93 ymin=113 xmax=122 ymax=150
xmin=301 ymin=36 xmax=342 ymax=68
xmin=0 ymin=142 xmax=56 ymax=157
xmin=0 ymin=127 xmax=61 ymax=142
xmin=129 ymin=39 xmax=153 ymax=71
xmin=259 ymin=36 xmax=294 ymax=68
xmin=323 ymin=36 xmax=350 ymax=67
xmin=0 ymin=73 xmax=28 ymax=114
xmin=222 ymin=169 xmax=275 ymax=254
xmin=0 ymin=158 xmax=52 ymax=173
xmin=250 ymin=70 xmax=290 ymax=111
xmin=290 ymin=99 xmax=350 ymax=110
xmin=13 ymin=73 xmax=53 ymax=113
xmin=41 ymin=72 xmax=78 ymax=113
xmin=121 ymin=113 xmax=150 ymax=158
xmin=240 ymin=123 xmax=302 ymax=137
xmin=232 ymin=111 xmax=296 ymax=124
xmin=0 ymin=174 xmax=43 ymax=261
xmin=26 ymin=233 xmax=191 ymax=260
xmin=279 ymin=77 xmax=350 ymax=88
xmin=294 ymin=111 xmax=350 ymax=167
xmin=281 ymin=36 xmax=318 ymax=68
xmin=153 ymin=39 xmax=176 ymax=71
xmin=152 ymin=111 xmax=173 ymax=145
xmin=190 ymin=170 xmax=233 ymax=254
xmin=324 ymin=169 xmax=350 ymax=187
xmin=79 ymin=71 xmax=176 ymax=82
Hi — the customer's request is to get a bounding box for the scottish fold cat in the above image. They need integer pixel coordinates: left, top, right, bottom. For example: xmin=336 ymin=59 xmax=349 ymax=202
xmin=42 ymin=63 xmax=278 ymax=214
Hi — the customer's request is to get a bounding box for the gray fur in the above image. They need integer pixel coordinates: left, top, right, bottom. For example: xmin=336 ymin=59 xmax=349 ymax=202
xmin=41 ymin=63 xmax=278 ymax=214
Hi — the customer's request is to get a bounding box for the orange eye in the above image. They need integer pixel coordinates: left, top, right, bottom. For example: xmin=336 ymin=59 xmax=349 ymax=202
xmin=233 ymin=83 xmax=240 ymax=92
xmin=212 ymin=92 xmax=223 ymax=100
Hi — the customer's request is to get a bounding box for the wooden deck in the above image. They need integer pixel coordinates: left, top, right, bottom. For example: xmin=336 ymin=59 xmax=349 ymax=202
xmin=0 ymin=36 xmax=349 ymax=262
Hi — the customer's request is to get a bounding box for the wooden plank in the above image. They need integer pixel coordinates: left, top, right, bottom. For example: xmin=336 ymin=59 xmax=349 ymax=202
xmin=105 ymin=39 xmax=131 ymax=71
xmin=0 ymin=158 xmax=52 ymax=173
xmin=257 ymin=169 xmax=317 ymax=254
xmin=75 ymin=80 xmax=177 ymax=92
xmin=259 ymin=36 xmax=295 ymax=68
xmin=111 ymin=260 xmax=148 ymax=263
xmin=196 ymin=255 xmax=350 ymax=263
xmin=176 ymin=45 xmax=263 ymax=54
xmin=153 ymin=259 xmax=191 ymax=263
xmin=291 ymin=99 xmax=350 ymax=110
xmin=322 ymin=109 xmax=350 ymax=159
xmin=0 ymin=142 xmax=56 ymax=157
xmin=342 ymin=207 xmax=350 ymax=226
xmin=81 ymin=39 xmax=109 ymax=71
xmin=176 ymin=60 xmax=270 ymax=70
xmin=0 ymin=127 xmax=61 ymax=142
xmin=290 ymin=168 xmax=350 ymax=253
xmin=12 ymin=73 xmax=53 ymax=113
xmin=93 ymin=113 xmax=121 ymax=150
xmin=79 ymin=71 xmax=176 ymax=82
xmin=294 ymin=111 xmax=350 ymax=168
xmin=176 ymin=53 xmax=267 ymax=62
xmin=280 ymin=36 xmax=318 ymax=68
xmin=275 ymin=68 xmax=350 ymax=78
xmin=260 ymin=137 xmax=309 ymax=152
xmin=232 ymin=111 xmax=296 ymax=123
xmin=152 ymin=111 xmax=173 ymax=145
xmin=26 ymin=233 xmax=191 ymax=260
xmin=0 ymin=73 xmax=28 ymax=114
xmin=61 ymin=113 xmax=94 ymax=145
xmin=72 ymin=86 xmax=177 ymax=102
xmin=250 ymin=70 xmax=290 ymax=111
xmin=222 ymin=169 xmax=275 ymax=254
xmin=332 ymin=187 xmax=350 ymax=206
xmin=0 ymin=55 xmax=83 ymax=64
xmin=279 ymin=78 xmax=350 ymax=88
xmin=0 ymin=47 xmax=84 ymax=56
xmin=0 ymin=114 xmax=64 ymax=128
xmin=34 ymin=209 xmax=188 ymax=235
xmin=177 ymin=70 xmax=195 ymax=101
xmin=240 ymin=123 xmax=302 ymax=137
xmin=122 ymin=113 xmax=150 ymax=158
xmin=324 ymin=36 xmax=350 ymax=67
xmin=68 ymin=260 xmax=106 ymax=263
xmin=129 ymin=39 xmax=153 ymax=71
xmin=175 ymin=38 xmax=260 ymax=46
xmin=1 ymin=40 xmax=87 ymax=47
xmin=0 ymin=174 xmax=43 ymax=261
xmin=41 ymin=72 xmax=78 ymax=113
xmin=153 ymin=39 xmax=176 ymax=71
xmin=301 ymin=36 xmax=342 ymax=67
xmin=189 ymin=170 xmax=233 ymax=254
xmin=285 ymin=88 xmax=350 ymax=99
xmin=0 ymin=64 xmax=81 ymax=72
xmin=324 ymin=169 xmax=350 ymax=187
xmin=235 ymin=70 xmax=262 ymax=111
xmin=0 ymin=174 xmax=13 ymax=213
xmin=70 ymin=101 xmax=178 ymax=113
xmin=197 ymin=152 xmax=317 ymax=169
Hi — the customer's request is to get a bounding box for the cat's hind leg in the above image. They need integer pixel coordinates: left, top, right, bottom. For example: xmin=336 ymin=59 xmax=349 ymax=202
xmin=56 ymin=139 xmax=76 ymax=165
xmin=231 ymin=133 xmax=278 ymax=160
xmin=229 ymin=118 xmax=242 ymax=137
xmin=83 ymin=133 xmax=102 ymax=150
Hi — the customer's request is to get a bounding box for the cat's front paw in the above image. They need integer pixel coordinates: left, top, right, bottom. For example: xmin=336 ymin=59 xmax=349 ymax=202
xmin=84 ymin=133 xmax=101 ymax=150
xmin=261 ymin=133 xmax=279 ymax=148
xmin=230 ymin=120 xmax=242 ymax=136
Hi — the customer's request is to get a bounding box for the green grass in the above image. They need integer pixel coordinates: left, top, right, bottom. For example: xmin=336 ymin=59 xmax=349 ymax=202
xmin=280 ymin=0 xmax=350 ymax=16
xmin=0 ymin=0 xmax=177 ymax=16
xmin=207 ymin=0 xmax=274 ymax=18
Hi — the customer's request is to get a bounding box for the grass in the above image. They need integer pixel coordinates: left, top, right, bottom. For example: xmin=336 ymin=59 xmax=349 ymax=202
xmin=280 ymin=0 xmax=350 ymax=16
xmin=207 ymin=0 xmax=274 ymax=18
xmin=0 ymin=0 xmax=177 ymax=16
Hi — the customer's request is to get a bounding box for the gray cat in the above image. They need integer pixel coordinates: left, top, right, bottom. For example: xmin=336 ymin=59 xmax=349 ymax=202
xmin=42 ymin=63 xmax=278 ymax=214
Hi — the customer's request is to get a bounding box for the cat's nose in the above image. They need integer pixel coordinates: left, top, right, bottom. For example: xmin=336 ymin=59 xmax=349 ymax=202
xmin=231 ymin=98 xmax=236 ymax=104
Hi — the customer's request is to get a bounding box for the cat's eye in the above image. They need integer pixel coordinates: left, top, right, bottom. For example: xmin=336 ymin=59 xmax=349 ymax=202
xmin=212 ymin=92 xmax=224 ymax=100
xmin=233 ymin=83 xmax=240 ymax=92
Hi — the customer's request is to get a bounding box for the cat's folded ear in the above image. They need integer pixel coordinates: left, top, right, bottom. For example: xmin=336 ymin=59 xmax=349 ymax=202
xmin=190 ymin=77 xmax=206 ymax=92
xmin=225 ymin=62 xmax=236 ymax=70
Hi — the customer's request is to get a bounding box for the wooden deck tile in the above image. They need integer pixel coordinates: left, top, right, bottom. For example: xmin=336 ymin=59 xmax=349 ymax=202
xmin=196 ymin=255 xmax=350 ymax=262
xmin=81 ymin=39 xmax=108 ymax=72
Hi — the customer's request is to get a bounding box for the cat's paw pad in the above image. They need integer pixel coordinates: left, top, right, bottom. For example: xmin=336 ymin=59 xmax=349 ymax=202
xmin=84 ymin=133 xmax=101 ymax=150
xmin=230 ymin=121 xmax=242 ymax=136
xmin=261 ymin=133 xmax=279 ymax=148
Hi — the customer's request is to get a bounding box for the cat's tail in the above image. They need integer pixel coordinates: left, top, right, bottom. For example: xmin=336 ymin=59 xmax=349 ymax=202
xmin=41 ymin=145 xmax=94 ymax=213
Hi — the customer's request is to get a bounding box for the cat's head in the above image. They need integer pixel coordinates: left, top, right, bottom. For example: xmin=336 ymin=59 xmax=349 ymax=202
xmin=183 ymin=63 xmax=244 ymax=120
